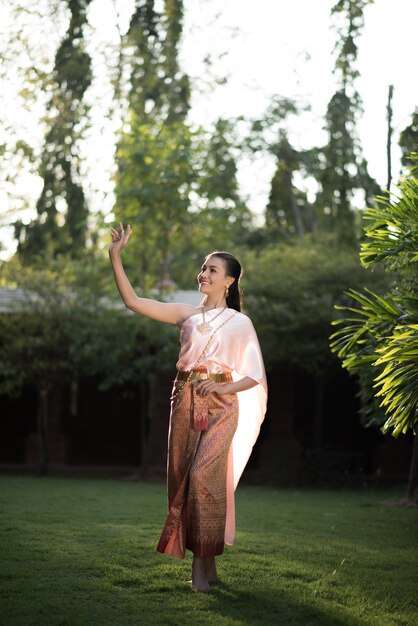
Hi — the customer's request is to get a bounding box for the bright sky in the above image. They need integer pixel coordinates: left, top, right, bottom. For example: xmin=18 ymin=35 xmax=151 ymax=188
xmin=1 ymin=0 xmax=417 ymax=259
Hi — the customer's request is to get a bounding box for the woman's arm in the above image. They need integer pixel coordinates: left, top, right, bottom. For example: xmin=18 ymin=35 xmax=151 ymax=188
xmin=195 ymin=376 xmax=258 ymax=396
xmin=109 ymin=223 xmax=196 ymax=325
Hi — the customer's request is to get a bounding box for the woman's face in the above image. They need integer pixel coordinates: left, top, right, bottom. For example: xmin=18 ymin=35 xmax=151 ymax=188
xmin=197 ymin=255 xmax=230 ymax=296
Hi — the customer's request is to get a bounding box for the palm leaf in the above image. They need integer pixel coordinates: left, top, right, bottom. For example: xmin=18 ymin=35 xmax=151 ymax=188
xmin=360 ymin=172 xmax=418 ymax=270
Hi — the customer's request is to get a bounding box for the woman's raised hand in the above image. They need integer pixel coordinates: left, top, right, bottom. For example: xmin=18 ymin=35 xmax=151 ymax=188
xmin=109 ymin=222 xmax=132 ymax=256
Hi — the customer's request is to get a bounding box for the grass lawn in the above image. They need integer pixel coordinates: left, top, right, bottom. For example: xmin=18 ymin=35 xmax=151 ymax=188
xmin=0 ymin=476 xmax=417 ymax=626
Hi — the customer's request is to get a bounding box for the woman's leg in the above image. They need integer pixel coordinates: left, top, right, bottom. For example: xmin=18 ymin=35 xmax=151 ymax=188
xmin=188 ymin=555 xmax=218 ymax=591
xmin=187 ymin=392 xmax=238 ymax=589
xmin=191 ymin=556 xmax=211 ymax=592
xmin=156 ymin=381 xmax=201 ymax=558
xmin=204 ymin=556 xmax=219 ymax=583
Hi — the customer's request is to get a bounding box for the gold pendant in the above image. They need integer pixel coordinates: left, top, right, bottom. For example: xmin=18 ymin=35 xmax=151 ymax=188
xmin=196 ymin=322 xmax=213 ymax=335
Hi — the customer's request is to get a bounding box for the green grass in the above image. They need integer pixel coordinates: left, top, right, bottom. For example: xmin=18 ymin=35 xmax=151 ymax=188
xmin=0 ymin=477 xmax=417 ymax=626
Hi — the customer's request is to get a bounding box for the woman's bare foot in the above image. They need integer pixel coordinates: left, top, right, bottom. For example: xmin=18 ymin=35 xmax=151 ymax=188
xmin=191 ymin=556 xmax=211 ymax=592
xmin=205 ymin=556 xmax=219 ymax=583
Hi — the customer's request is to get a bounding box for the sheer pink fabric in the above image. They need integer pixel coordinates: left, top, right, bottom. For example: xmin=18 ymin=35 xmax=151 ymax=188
xmin=176 ymin=307 xmax=268 ymax=547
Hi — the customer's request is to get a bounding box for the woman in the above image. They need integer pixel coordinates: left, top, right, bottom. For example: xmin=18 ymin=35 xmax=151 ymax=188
xmin=109 ymin=223 xmax=267 ymax=592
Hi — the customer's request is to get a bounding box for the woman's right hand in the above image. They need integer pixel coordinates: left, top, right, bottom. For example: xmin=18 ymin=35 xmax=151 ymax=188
xmin=109 ymin=222 xmax=132 ymax=256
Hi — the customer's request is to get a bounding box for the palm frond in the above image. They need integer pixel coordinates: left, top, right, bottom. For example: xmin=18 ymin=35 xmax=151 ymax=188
xmin=360 ymin=172 xmax=418 ymax=270
xmin=372 ymin=325 xmax=418 ymax=434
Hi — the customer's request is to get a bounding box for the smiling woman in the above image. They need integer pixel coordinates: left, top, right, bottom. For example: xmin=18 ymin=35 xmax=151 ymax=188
xmin=109 ymin=223 xmax=267 ymax=593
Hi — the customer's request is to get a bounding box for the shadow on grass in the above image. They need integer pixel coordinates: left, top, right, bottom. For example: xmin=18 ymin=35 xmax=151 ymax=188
xmin=104 ymin=561 xmax=355 ymax=626
xmin=208 ymin=584 xmax=351 ymax=626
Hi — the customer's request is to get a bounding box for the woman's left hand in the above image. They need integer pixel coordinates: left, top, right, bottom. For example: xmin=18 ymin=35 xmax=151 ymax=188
xmin=195 ymin=380 xmax=230 ymax=396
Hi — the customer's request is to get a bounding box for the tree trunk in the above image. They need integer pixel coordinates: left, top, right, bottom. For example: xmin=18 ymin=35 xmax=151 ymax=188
xmin=407 ymin=433 xmax=418 ymax=500
xmin=386 ymin=85 xmax=394 ymax=192
xmin=312 ymin=376 xmax=325 ymax=448
xmin=289 ymin=170 xmax=305 ymax=239
xmin=140 ymin=378 xmax=150 ymax=479
xmin=38 ymin=387 xmax=49 ymax=476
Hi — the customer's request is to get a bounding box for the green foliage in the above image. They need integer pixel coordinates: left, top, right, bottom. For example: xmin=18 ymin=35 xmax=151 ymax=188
xmin=196 ymin=118 xmax=242 ymax=206
xmin=330 ymin=160 xmax=418 ymax=435
xmin=241 ymin=235 xmax=386 ymax=375
xmin=168 ymin=118 xmax=254 ymax=286
xmin=68 ymin=306 xmax=178 ymax=391
xmin=0 ymin=257 xmax=178 ymax=398
xmin=0 ymin=309 xmax=71 ymax=397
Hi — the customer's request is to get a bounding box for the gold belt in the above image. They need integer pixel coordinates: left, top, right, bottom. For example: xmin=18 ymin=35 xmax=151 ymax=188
xmin=176 ymin=369 xmax=232 ymax=383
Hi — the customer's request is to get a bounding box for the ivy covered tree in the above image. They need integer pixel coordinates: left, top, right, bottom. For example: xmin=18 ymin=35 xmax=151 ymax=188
xmin=15 ymin=0 xmax=92 ymax=261
xmin=243 ymin=95 xmax=316 ymax=243
xmin=265 ymin=135 xmax=313 ymax=240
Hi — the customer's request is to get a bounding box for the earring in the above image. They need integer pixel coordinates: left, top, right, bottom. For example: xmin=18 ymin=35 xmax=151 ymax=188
xmin=225 ymin=286 xmax=229 ymax=298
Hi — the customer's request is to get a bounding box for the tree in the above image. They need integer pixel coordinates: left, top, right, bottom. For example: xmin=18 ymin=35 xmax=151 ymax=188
xmin=15 ymin=0 xmax=93 ymax=260
xmin=244 ymin=237 xmax=384 ymax=370
xmin=264 ymin=135 xmax=312 ymax=241
xmin=311 ymin=0 xmax=380 ymax=244
xmin=330 ymin=158 xmax=418 ymax=499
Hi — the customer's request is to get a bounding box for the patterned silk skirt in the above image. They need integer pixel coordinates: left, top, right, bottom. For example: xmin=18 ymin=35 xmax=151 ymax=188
xmin=156 ymin=370 xmax=239 ymax=559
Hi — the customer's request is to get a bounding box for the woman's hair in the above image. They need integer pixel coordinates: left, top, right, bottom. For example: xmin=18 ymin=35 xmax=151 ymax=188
xmin=205 ymin=250 xmax=243 ymax=312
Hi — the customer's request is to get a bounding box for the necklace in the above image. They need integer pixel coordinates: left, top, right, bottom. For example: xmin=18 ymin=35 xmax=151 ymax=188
xmin=196 ymin=305 xmax=227 ymax=335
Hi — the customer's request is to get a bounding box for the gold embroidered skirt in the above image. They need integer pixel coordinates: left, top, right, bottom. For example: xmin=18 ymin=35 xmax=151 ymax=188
xmin=156 ymin=370 xmax=238 ymax=559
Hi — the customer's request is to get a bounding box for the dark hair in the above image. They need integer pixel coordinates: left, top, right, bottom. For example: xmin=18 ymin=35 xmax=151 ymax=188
xmin=205 ymin=250 xmax=243 ymax=312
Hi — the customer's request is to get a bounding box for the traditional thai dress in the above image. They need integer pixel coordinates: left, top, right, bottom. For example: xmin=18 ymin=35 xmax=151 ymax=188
xmin=156 ymin=307 xmax=267 ymax=559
